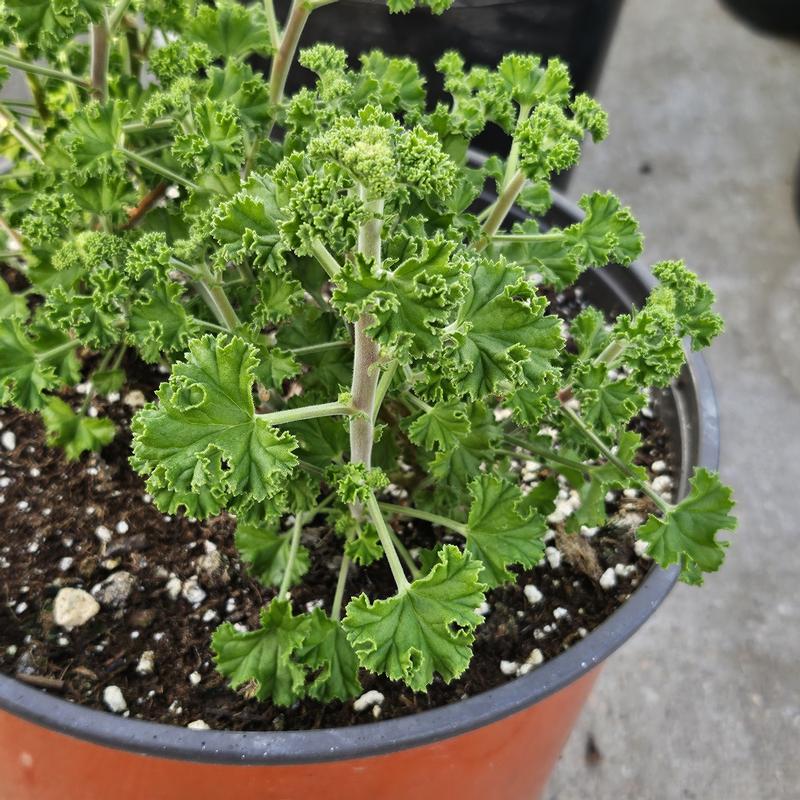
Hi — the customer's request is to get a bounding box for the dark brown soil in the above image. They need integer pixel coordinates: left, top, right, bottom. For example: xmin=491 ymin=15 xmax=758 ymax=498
xmin=0 ymin=385 xmax=672 ymax=731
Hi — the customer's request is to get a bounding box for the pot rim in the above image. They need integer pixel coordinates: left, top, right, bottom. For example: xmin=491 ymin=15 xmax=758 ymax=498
xmin=0 ymin=192 xmax=719 ymax=766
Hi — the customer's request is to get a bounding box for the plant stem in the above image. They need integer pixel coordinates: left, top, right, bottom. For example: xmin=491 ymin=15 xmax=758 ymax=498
xmin=290 ymin=340 xmax=349 ymax=356
xmin=122 ymin=118 xmax=173 ymax=135
xmin=269 ymin=0 xmax=311 ymax=108
xmin=330 ymin=552 xmax=351 ymax=620
xmin=372 ymin=360 xmax=397 ymax=423
xmin=504 ymin=434 xmax=590 ymax=473
xmin=365 ymin=494 xmax=410 ymax=591
xmin=257 ymin=400 xmax=354 ymax=426
xmin=207 ymin=283 xmax=240 ymax=329
xmin=378 ymin=501 xmax=467 ymax=537
xmin=108 ymin=0 xmax=134 ymax=32
xmin=0 ymin=50 xmax=90 ymax=89
xmin=491 ymin=231 xmax=563 ymax=243
xmin=120 ymin=147 xmax=200 ymax=191
xmin=476 ymin=170 xmax=526 ymax=251
xmin=594 ymin=338 xmax=627 ymax=367
xmin=37 ymin=339 xmax=81 ymax=362
xmin=90 ymin=16 xmax=110 ymax=102
xmin=560 ymin=405 xmax=671 ymax=513
xmin=349 ymin=192 xmax=384 ymax=471
xmin=278 ymin=513 xmax=305 ymax=598
xmin=500 ymin=103 xmax=531 ymax=192
xmin=263 ymin=0 xmax=281 ymax=51
xmin=389 ymin=529 xmax=421 ymax=579
xmin=308 ymin=238 xmax=342 ymax=278
xmin=0 ymin=103 xmax=44 ymax=163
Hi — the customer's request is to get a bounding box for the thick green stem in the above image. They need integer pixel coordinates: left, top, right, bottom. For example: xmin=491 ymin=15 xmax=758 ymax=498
xmin=278 ymin=513 xmax=305 ymax=598
xmin=476 ymin=170 xmax=526 ymax=250
xmin=389 ymin=529 xmax=421 ymax=580
xmin=372 ymin=360 xmax=397 ymax=423
xmin=207 ymin=283 xmax=240 ymax=329
xmin=560 ymin=405 xmax=671 ymax=513
xmin=500 ymin=103 xmax=531 ymax=192
xmin=122 ymin=118 xmax=174 ymax=135
xmin=90 ymin=17 xmax=110 ymax=102
xmin=330 ymin=552 xmax=351 ymax=621
xmin=365 ymin=494 xmax=410 ymax=591
xmin=120 ymin=147 xmax=200 ymax=191
xmin=492 ymin=231 xmax=563 ymax=244
xmin=108 ymin=0 xmax=134 ymax=32
xmin=349 ymin=193 xmax=384 ymax=470
xmin=309 ymin=238 xmax=343 ymax=278
xmin=0 ymin=50 xmax=90 ymax=89
xmin=257 ymin=400 xmax=354 ymax=426
xmin=594 ymin=338 xmax=628 ymax=368
xmin=268 ymin=0 xmax=311 ymax=108
xmin=263 ymin=0 xmax=281 ymax=50
xmin=378 ymin=501 xmax=467 ymax=537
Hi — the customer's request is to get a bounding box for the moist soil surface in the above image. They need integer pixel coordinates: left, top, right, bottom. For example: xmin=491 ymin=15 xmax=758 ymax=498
xmin=0 ymin=286 xmax=675 ymax=732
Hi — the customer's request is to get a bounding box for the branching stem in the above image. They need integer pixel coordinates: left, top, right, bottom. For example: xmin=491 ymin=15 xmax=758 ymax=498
xmin=257 ymin=400 xmax=354 ymax=426
xmin=366 ymin=494 xmax=410 ymax=591
xmin=90 ymin=17 xmax=110 ymax=102
xmin=378 ymin=501 xmax=467 ymax=537
xmin=0 ymin=50 xmax=90 ymax=89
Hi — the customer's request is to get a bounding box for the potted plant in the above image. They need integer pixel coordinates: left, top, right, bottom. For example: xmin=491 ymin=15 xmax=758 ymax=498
xmin=0 ymin=1 xmax=736 ymax=798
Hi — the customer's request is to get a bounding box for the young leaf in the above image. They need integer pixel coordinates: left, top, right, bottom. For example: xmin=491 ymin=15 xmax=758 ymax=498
xmin=186 ymin=0 xmax=273 ymax=59
xmin=572 ymin=362 xmax=646 ymax=433
xmin=344 ymin=522 xmax=384 ymax=566
xmin=332 ymin=236 xmax=462 ymax=359
xmin=450 ymin=257 xmax=563 ymax=398
xmin=463 ymin=475 xmax=548 ymax=587
xmin=212 ymin=599 xmax=309 ymax=707
xmin=297 ymin=609 xmax=362 ymax=703
xmin=130 ymin=334 xmax=299 ymax=518
xmin=343 ymin=544 xmax=486 ymax=691
xmin=638 ymin=468 xmax=736 ymax=583
xmin=235 ymin=522 xmax=310 ymax=589
xmin=406 ymin=399 xmax=470 ymax=452
xmin=41 ymin=396 xmax=115 ymax=460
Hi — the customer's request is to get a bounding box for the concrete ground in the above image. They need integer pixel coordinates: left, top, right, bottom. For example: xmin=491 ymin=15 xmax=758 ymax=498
xmin=548 ymin=1 xmax=800 ymax=797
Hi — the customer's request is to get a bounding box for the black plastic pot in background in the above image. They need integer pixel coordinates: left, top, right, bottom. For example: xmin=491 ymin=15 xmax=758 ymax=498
xmin=264 ymin=0 xmax=625 ymax=185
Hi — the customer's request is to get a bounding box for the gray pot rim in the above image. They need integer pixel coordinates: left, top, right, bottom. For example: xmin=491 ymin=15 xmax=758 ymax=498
xmin=0 ymin=191 xmax=719 ymax=766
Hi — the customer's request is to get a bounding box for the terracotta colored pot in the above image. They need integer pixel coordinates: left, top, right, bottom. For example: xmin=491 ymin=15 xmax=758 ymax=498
xmin=0 ymin=192 xmax=720 ymax=800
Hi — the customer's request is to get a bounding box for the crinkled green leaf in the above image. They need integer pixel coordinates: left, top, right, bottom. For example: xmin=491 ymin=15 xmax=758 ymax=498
xmin=235 ymin=522 xmax=310 ymax=589
xmin=41 ymin=395 xmax=115 ymax=460
xmin=572 ymin=362 xmax=646 ymax=433
xmin=131 ymin=334 xmax=298 ymax=518
xmin=406 ymin=399 xmax=470 ymax=452
xmin=186 ymin=0 xmax=273 ymax=59
xmin=638 ymin=468 xmax=736 ymax=583
xmin=4 ymin=0 xmax=109 ymax=56
xmin=212 ymin=599 xmax=309 ymax=707
xmin=0 ymin=276 xmax=27 ymax=320
xmin=463 ymin=475 xmax=548 ymax=587
xmin=343 ymin=544 xmax=485 ymax=691
xmin=173 ymin=99 xmax=244 ymax=174
xmin=128 ymin=280 xmax=198 ymax=362
xmin=297 ymin=609 xmax=362 ymax=702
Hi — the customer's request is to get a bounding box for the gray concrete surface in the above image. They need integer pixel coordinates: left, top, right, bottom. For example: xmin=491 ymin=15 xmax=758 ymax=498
xmin=547 ymin=1 xmax=800 ymax=798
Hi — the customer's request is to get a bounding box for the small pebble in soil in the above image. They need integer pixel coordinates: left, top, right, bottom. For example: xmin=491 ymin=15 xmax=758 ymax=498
xmin=115 ymin=520 xmax=129 ymax=534
xmin=187 ymin=720 xmax=211 ymax=730
xmin=475 ymin=600 xmax=491 ymax=616
xmin=91 ymin=571 xmax=136 ymax=608
xmin=189 ymin=671 xmax=201 ymax=686
xmin=634 ymin=539 xmax=650 ymax=558
xmin=202 ymin=609 xmax=218 ymax=623
xmin=94 ymin=525 xmax=112 ymax=544
xmin=136 ymin=650 xmax=155 ymax=676
xmin=103 ymin=685 xmax=127 ymax=714
xmin=52 ymin=587 xmax=100 ymax=630
xmin=651 ymin=475 xmax=673 ymax=495
xmin=651 ymin=459 xmax=667 ymax=473
xmin=622 ymin=488 xmax=639 ymax=500
xmin=580 ymin=526 xmax=599 ymax=538
xmin=599 ymin=568 xmax=618 ymax=590
xmin=181 ymin=577 xmax=207 ymax=605
xmin=57 ymin=556 xmax=74 ymax=571
xmin=165 ymin=575 xmax=182 ymax=600
xmin=499 ymin=660 xmax=519 ymax=676
xmin=523 ymin=584 xmax=543 ymax=605
xmin=553 ymin=607 xmax=569 ymax=621
xmin=0 ymin=477 xmax=10 ymax=488
xmin=545 ymin=547 xmax=562 ymax=569
xmin=123 ymin=390 xmax=146 ymax=408
xmin=29 ymin=468 xmax=40 ymax=477
xmin=353 ymin=690 xmax=385 ymax=713
xmin=1 ymin=431 xmax=16 ymax=451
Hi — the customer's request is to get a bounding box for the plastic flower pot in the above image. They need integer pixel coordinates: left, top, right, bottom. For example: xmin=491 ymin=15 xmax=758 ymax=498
xmin=0 ymin=191 xmax=720 ymax=800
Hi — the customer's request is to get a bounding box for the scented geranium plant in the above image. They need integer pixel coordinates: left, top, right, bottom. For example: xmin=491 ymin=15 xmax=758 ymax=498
xmin=0 ymin=0 xmax=736 ymax=705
